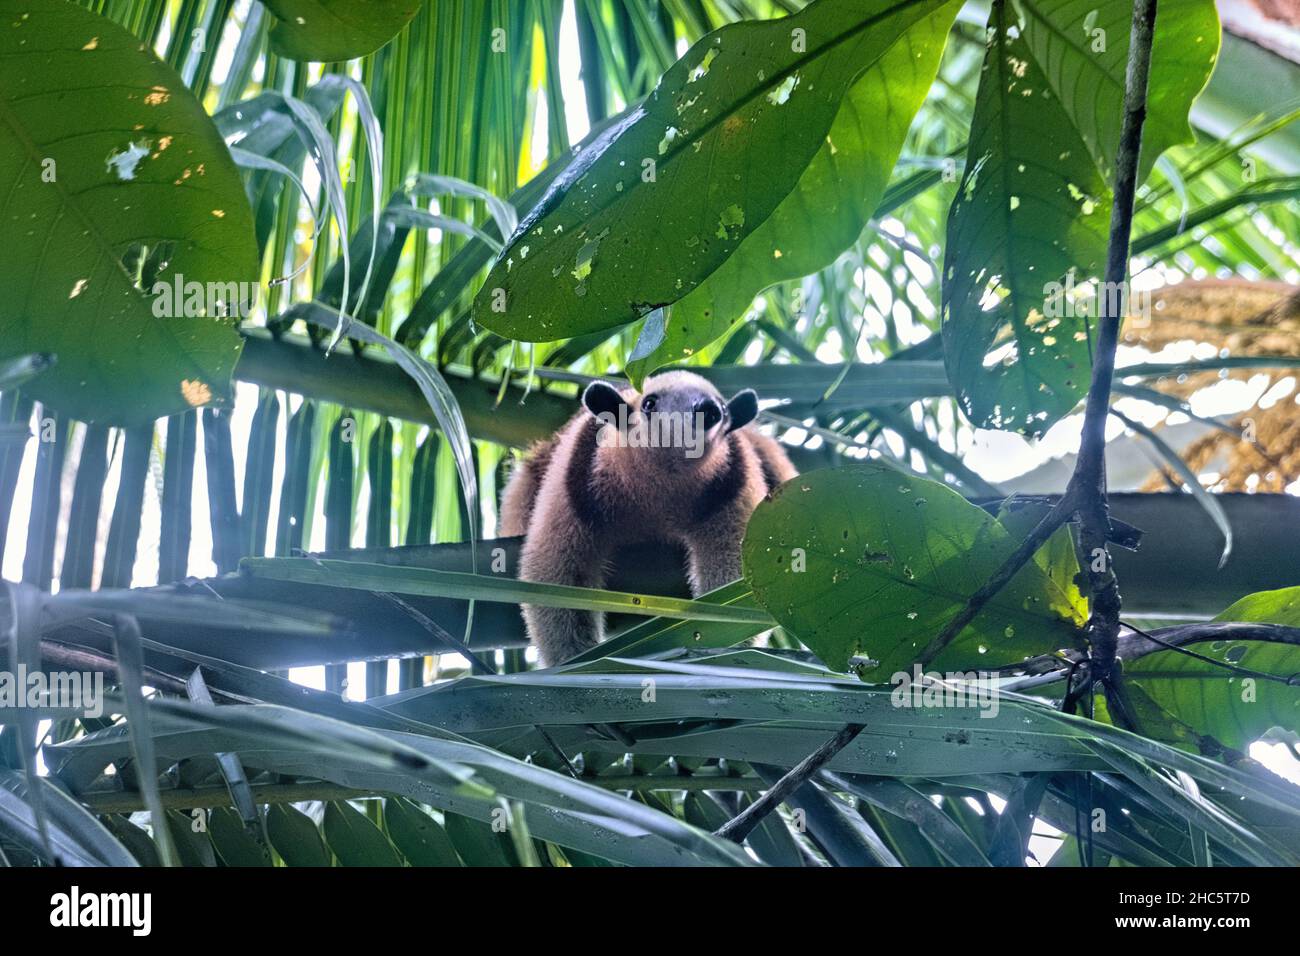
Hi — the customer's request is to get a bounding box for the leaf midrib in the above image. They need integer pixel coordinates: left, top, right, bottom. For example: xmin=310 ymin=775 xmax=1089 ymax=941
xmin=509 ymin=0 xmax=937 ymax=262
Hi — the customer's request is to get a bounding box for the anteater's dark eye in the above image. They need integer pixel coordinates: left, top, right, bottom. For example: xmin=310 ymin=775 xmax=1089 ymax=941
xmin=641 ymin=394 xmax=658 ymax=413
xmin=695 ymin=399 xmax=723 ymax=429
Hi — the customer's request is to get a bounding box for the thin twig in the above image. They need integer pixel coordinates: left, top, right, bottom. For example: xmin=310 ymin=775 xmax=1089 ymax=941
xmin=999 ymin=621 xmax=1300 ymax=693
xmin=533 ymin=724 xmax=580 ymax=777
xmin=1118 ymin=620 xmax=1300 ymax=685
xmin=915 ymin=492 xmax=1076 ymax=664
xmin=1068 ymin=0 xmax=1159 ymax=685
xmin=714 ymin=723 xmax=865 ymax=844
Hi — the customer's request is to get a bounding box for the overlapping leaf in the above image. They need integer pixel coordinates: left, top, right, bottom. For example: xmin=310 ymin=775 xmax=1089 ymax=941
xmin=941 ymin=0 xmax=1219 ymax=435
xmin=473 ymin=0 xmax=950 ymax=342
xmin=740 ymin=464 xmax=1085 ymax=674
xmin=0 ymin=0 xmax=257 ymax=425
xmin=1127 ymin=586 xmax=1300 ymax=749
xmin=628 ymin=1 xmax=962 ymax=382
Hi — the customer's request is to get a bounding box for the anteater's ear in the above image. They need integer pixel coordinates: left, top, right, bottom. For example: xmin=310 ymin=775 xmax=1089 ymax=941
xmin=582 ymin=381 xmax=626 ymax=421
xmin=725 ymin=389 xmax=759 ymax=432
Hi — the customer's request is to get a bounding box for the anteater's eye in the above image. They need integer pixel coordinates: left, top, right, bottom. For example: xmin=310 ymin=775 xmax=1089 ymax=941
xmin=641 ymin=395 xmax=658 ymax=413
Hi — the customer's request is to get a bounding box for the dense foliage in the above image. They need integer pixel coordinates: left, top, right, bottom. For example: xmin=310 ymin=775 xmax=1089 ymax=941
xmin=1 ymin=0 xmax=1298 ymax=868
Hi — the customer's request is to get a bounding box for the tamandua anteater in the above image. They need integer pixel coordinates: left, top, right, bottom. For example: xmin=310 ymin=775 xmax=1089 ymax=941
xmin=500 ymin=370 xmax=797 ymax=665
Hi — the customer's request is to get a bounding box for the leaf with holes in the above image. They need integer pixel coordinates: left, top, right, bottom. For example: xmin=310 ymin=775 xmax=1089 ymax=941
xmin=473 ymin=0 xmax=950 ymax=343
xmin=0 ymin=0 xmax=257 ymax=426
xmin=264 ymin=0 xmax=423 ymax=61
xmin=627 ymin=1 xmax=961 ymax=383
xmin=1018 ymin=0 xmax=1220 ymax=187
xmin=941 ymin=0 xmax=1219 ymax=435
xmin=1127 ymin=587 xmax=1300 ymax=750
xmin=741 ymin=464 xmax=1085 ymax=675
xmin=940 ymin=0 xmax=1109 ymax=436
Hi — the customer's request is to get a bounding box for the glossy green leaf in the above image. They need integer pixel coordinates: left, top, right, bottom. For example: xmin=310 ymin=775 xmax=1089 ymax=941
xmin=473 ymin=0 xmax=949 ymax=342
xmin=208 ymin=806 xmax=272 ymax=866
xmin=941 ymin=0 xmax=1109 ymax=436
xmin=323 ymin=800 xmax=404 ymax=867
xmin=628 ymin=1 xmax=961 ymax=381
xmin=264 ymin=0 xmax=422 ymax=61
xmin=941 ymin=0 xmax=1219 ymax=435
xmin=266 ymin=804 xmax=332 ymax=867
xmin=994 ymin=497 xmax=1089 ymax=624
xmin=1127 ymin=587 xmax=1300 ymax=749
xmin=1018 ymin=0 xmax=1220 ymax=187
xmin=383 ymin=797 xmax=463 ymax=866
xmin=0 ymin=0 xmax=257 ymax=425
xmin=740 ymin=464 xmax=1085 ymax=674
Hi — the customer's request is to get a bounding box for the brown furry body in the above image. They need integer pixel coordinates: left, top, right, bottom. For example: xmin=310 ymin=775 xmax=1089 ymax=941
xmin=500 ymin=371 xmax=797 ymax=665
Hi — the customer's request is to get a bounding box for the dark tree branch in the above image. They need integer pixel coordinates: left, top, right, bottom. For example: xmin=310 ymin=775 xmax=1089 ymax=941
xmin=1123 ymin=621 xmax=1300 ymax=659
xmin=916 ymin=493 xmax=1077 ymax=665
xmin=1070 ymin=0 xmax=1159 ymax=685
xmin=920 ymin=0 xmax=1161 ymax=682
xmin=999 ymin=623 xmax=1300 ymax=694
xmin=714 ymin=723 xmax=865 ymax=844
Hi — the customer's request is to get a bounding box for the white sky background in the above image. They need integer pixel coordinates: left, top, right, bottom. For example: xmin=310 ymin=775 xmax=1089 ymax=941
xmin=4 ymin=0 xmax=1300 ymax=863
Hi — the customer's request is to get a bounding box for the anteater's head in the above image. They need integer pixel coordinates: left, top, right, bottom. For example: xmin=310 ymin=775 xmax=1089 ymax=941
xmin=582 ymin=370 xmax=757 ymax=469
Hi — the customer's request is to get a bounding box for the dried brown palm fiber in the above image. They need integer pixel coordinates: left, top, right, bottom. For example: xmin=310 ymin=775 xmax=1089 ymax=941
xmin=1128 ymin=280 xmax=1300 ymax=491
xmin=1123 ymin=278 xmax=1300 ymax=355
xmin=1140 ymin=407 xmax=1300 ymax=492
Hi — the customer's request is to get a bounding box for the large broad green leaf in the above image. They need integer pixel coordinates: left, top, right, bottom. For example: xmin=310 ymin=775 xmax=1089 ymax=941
xmin=941 ymin=0 xmax=1219 ymax=435
xmin=263 ymin=0 xmax=422 ymax=61
xmin=627 ymin=1 xmax=961 ymax=383
xmin=1127 ymin=587 xmax=1300 ymax=750
xmin=0 ymin=0 xmax=257 ymax=426
xmin=740 ymin=464 xmax=1085 ymax=674
xmin=1018 ymin=0 xmax=1221 ymax=186
xmin=940 ymin=0 xmax=1109 ymax=436
xmin=472 ymin=0 xmax=949 ymax=342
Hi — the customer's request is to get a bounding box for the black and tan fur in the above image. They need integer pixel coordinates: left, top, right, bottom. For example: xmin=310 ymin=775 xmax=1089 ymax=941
xmin=500 ymin=370 xmax=797 ymax=665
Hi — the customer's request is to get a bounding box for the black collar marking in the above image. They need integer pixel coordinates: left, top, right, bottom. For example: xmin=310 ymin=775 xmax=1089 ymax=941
xmin=564 ymin=417 xmax=614 ymax=529
xmin=692 ymin=432 xmax=746 ymax=524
